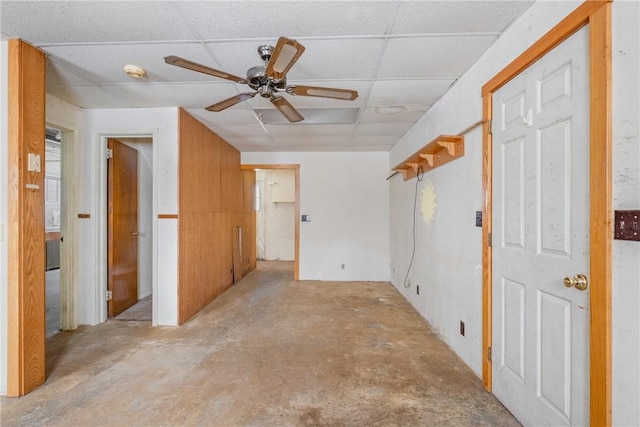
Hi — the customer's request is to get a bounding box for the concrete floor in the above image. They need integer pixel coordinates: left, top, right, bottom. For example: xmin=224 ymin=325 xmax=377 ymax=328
xmin=2 ymin=261 xmax=518 ymax=426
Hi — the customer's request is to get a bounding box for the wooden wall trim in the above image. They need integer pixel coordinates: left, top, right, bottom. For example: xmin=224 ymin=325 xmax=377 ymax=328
xmin=482 ymin=0 xmax=611 ymax=96
xmin=7 ymin=39 xmax=46 ymax=396
xmin=589 ymin=3 xmax=613 ymax=425
xmin=242 ymin=163 xmax=301 ymax=280
xmin=481 ymin=1 xmax=612 ymax=424
xmin=481 ymin=94 xmax=493 ymax=392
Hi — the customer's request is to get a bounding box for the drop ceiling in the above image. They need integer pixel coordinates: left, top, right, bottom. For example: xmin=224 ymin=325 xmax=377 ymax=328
xmin=1 ymin=1 xmax=534 ymax=152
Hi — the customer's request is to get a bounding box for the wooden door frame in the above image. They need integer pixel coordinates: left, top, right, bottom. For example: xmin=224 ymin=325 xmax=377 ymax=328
xmin=96 ymin=133 xmax=154 ymax=323
xmin=241 ymin=164 xmax=300 ymax=280
xmin=481 ymin=1 xmax=612 ymax=425
xmin=7 ymin=39 xmax=47 ymax=396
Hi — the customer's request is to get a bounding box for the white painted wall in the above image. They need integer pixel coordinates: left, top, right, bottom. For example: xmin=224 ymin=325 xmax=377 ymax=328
xmin=81 ymin=108 xmax=179 ymax=327
xmin=611 ymin=1 xmax=640 ymax=424
xmin=0 ymin=39 xmax=9 ymax=396
xmin=256 ymin=169 xmax=295 ymax=261
xmin=242 ymin=152 xmax=390 ymax=281
xmin=389 ymin=1 xmax=640 ymax=425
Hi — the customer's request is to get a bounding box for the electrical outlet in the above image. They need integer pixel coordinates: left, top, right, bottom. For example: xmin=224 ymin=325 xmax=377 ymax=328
xmin=460 ymin=321 xmax=465 ymax=336
xmin=27 ymin=153 xmax=41 ymax=172
xmin=416 ymin=285 xmax=420 ymax=295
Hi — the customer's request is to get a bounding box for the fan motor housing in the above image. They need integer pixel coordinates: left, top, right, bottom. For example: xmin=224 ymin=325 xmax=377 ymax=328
xmin=246 ymin=65 xmax=286 ymax=95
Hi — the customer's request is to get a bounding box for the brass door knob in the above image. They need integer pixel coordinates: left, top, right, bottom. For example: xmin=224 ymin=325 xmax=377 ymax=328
xmin=563 ymin=274 xmax=588 ymax=291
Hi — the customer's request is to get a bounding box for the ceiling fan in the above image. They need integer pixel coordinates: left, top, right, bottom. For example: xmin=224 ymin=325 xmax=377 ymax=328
xmin=164 ymin=37 xmax=358 ymax=123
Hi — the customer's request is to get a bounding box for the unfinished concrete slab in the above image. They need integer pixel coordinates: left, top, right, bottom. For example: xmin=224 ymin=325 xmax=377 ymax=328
xmin=1 ymin=262 xmax=519 ymax=426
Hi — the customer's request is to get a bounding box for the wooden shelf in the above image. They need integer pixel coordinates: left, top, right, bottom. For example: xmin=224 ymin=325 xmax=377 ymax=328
xmin=393 ymin=134 xmax=464 ymax=180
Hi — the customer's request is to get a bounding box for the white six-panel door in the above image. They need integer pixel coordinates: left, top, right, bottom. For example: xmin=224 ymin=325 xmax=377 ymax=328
xmin=492 ymin=26 xmax=590 ymax=426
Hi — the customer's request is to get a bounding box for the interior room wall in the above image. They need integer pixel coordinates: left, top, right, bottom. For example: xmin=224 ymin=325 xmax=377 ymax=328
xmin=611 ymin=1 xmax=640 ymax=423
xmin=242 ymin=151 xmax=390 ymax=281
xmin=388 ymin=1 xmax=640 ymax=425
xmin=256 ymin=169 xmax=296 ymax=261
xmin=178 ymin=109 xmax=255 ymax=324
xmin=81 ymin=107 xmax=179 ymax=326
xmin=0 ymin=39 xmax=9 ymax=396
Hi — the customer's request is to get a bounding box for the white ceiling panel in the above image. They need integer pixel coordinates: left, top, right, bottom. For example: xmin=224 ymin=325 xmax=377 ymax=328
xmin=213 ymin=126 xmax=269 ymax=139
xmin=392 ymin=1 xmax=535 ymax=34
xmin=177 ymin=2 xmax=398 ymax=40
xmin=359 ymin=107 xmax=429 ymax=124
xmin=43 ymin=43 xmax=215 ymax=84
xmin=0 ymin=1 xmax=197 ymax=44
xmin=98 ymin=83 xmax=242 ymax=109
xmin=286 ymin=38 xmax=386 ymax=81
xmin=1 ymin=0 xmax=534 ymax=152
xmin=356 ymin=123 xmax=414 ymax=137
xmin=47 ymin=85 xmax=136 ymax=109
xmin=377 ymin=35 xmax=498 ymax=79
xmin=266 ymin=124 xmax=356 ymax=138
xmin=367 ymin=79 xmax=455 ymax=106
xmin=208 ymin=38 xmax=385 ymax=81
xmin=184 ymin=108 xmax=259 ymax=128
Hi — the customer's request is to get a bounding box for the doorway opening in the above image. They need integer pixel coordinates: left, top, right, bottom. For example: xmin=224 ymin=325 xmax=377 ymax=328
xmin=44 ymin=126 xmax=62 ymax=336
xmin=256 ymin=169 xmax=296 ymax=263
xmin=242 ymin=164 xmax=300 ymax=280
xmin=44 ymin=122 xmax=78 ymax=337
xmin=105 ymin=136 xmax=154 ymax=322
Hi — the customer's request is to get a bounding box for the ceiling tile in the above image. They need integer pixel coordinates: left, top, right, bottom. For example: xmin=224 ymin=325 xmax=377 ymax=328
xmin=208 ymin=38 xmax=385 ymax=81
xmin=266 ymin=124 xmax=356 ymax=138
xmin=44 ymin=43 xmax=215 ymax=84
xmin=184 ymin=108 xmax=259 ymax=128
xmin=1 ymin=1 xmax=197 ymax=44
xmin=377 ymin=35 xmax=497 ymax=79
xmin=367 ymin=79 xmax=454 ymax=106
xmin=392 ymin=1 xmax=534 ymax=35
xmin=358 ymin=107 xmax=429 ymax=124
xmin=177 ymin=1 xmax=397 ymax=39
xmin=47 ymin=85 xmax=134 ymax=109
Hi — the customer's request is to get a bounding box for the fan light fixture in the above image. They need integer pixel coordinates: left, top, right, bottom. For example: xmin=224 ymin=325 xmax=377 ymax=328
xmin=124 ymin=64 xmax=146 ymax=79
xmin=164 ymin=36 xmax=358 ymax=123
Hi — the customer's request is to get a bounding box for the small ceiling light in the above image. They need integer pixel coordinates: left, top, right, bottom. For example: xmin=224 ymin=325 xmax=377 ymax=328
xmin=124 ymin=64 xmax=146 ymax=78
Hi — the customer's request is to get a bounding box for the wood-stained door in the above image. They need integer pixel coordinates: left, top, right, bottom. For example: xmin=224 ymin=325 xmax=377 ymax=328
xmin=491 ymin=27 xmax=590 ymax=426
xmin=108 ymin=138 xmax=139 ymax=317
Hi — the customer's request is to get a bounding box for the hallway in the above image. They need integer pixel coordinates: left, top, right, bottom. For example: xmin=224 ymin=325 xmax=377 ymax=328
xmin=1 ymin=262 xmax=518 ymax=426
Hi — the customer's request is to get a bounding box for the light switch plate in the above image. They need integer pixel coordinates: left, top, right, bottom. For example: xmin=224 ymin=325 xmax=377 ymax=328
xmin=27 ymin=153 xmax=41 ymax=172
xmin=614 ymin=210 xmax=640 ymax=241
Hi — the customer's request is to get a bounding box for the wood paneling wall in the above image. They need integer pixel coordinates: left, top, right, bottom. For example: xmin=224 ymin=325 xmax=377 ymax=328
xmin=7 ymin=39 xmax=46 ymax=396
xmin=177 ymin=109 xmax=256 ymax=324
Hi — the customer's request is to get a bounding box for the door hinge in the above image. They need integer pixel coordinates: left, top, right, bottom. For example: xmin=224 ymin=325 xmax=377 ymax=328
xmin=106 ymin=290 xmax=113 ymax=301
xmin=487 ymin=346 xmax=492 ymax=362
xmin=487 ymin=119 xmax=493 ymax=135
xmin=106 ymin=148 xmax=113 ymax=159
xmin=488 ymin=232 xmax=492 ymax=247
